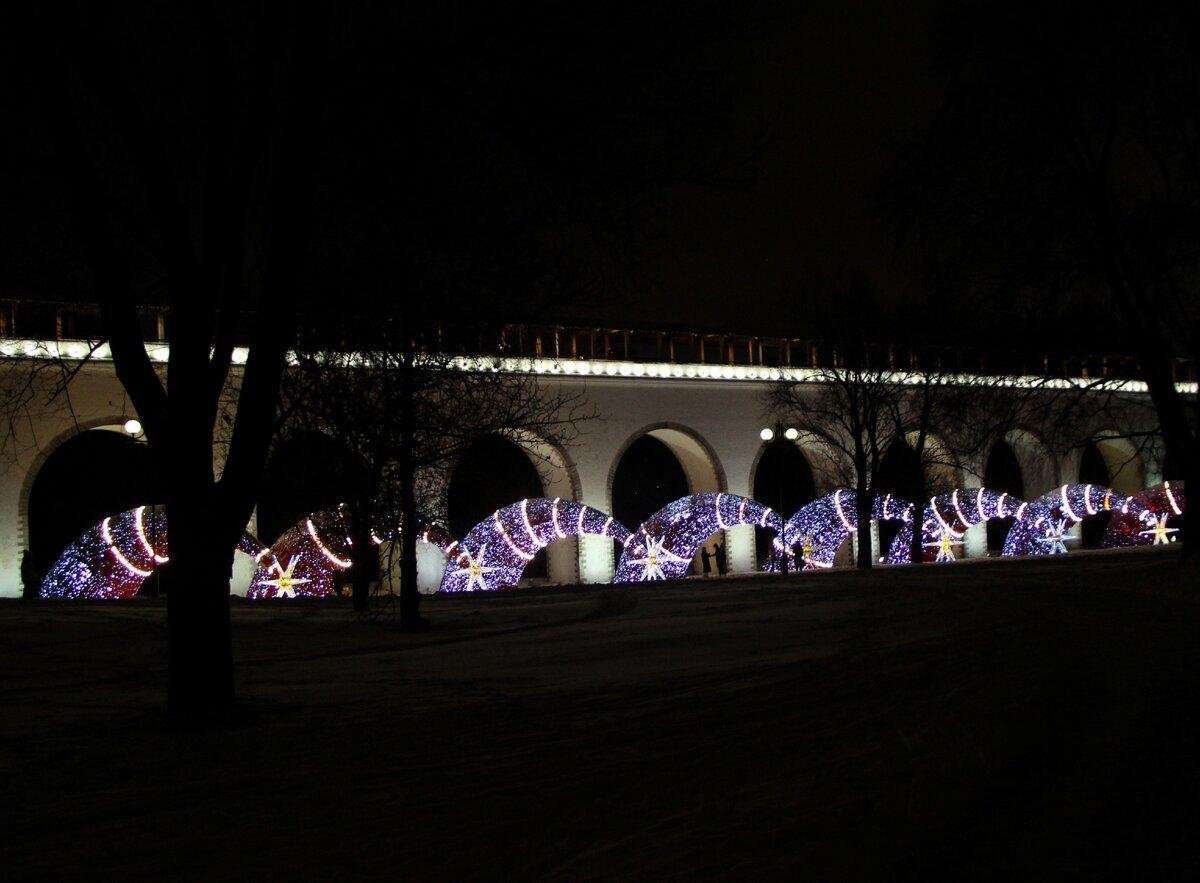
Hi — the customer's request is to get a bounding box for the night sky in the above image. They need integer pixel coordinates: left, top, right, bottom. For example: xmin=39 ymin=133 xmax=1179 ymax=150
xmin=640 ymin=0 xmax=940 ymax=333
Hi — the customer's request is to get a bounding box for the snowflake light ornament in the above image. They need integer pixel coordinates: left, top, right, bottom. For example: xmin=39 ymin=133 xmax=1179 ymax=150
xmin=626 ymin=534 xmax=690 ymax=580
xmin=1137 ymin=512 xmax=1178 ymax=545
xmin=256 ymin=556 xmax=311 ymax=598
xmin=1035 ymin=517 xmax=1078 ymax=555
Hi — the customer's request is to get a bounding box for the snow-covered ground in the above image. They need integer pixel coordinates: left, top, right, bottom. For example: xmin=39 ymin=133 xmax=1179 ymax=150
xmin=2 ymin=549 xmax=1198 ymax=878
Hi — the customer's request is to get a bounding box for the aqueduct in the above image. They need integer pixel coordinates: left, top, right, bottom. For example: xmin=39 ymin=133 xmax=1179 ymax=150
xmin=0 ymin=323 xmax=1186 ymax=597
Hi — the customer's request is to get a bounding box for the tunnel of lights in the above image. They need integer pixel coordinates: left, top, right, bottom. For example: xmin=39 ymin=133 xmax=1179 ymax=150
xmin=1103 ymin=481 xmax=1185 ymax=548
xmin=886 ymin=488 xmax=1026 ymax=564
xmin=1002 ymin=483 xmax=1140 ymax=556
xmin=781 ymin=490 xmax=914 ymax=569
xmin=442 ymin=497 xmax=630 ymax=592
xmin=38 ymin=482 xmax=1186 ymax=599
xmin=39 ymin=505 xmax=268 ymax=599
xmin=614 ymin=493 xmax=782 ymax=582
xmin=248 ymin=506 xmax=458 ymax=599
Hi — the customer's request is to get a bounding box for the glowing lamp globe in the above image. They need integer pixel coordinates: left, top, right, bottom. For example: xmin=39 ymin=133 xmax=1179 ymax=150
xmin=759 ymin=427 xmax=774 ymax=441
xmin=784 ymin=427 xmax=799 ymax=441
xmin=123 ymin=419 xmax=143 ymax=436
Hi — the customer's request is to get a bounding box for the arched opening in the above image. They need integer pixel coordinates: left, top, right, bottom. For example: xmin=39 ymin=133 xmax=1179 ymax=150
xmin=448 ymin=435 xmax=547 ymax=577
xmin=984 ymin=439 xmax=1025 ymax=552
xmin=1093 ymin=437 xmax=1144 ymax=496
xmin=611 ymin=435 xmax=691 ymax=532
xmin=258 ymin=432 xmax=361 ymax=546
xmin=877 ymin=438 xmax=923 ymax=555
xmin=1078 ymin=443 xmax=1112 ymax=548
xmin=28 ymin=429 xmax=160 ymax=581
xmin=610 ymin=425 xmax=724 ymax=575
xmin=752 ymin=439 xmax=816 ymax=567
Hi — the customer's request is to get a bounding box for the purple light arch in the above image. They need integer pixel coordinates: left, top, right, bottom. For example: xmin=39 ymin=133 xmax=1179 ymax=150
xmin=780 ymin=491 xmax=914 ymax=569
xmin=441 ymin=497 xmax=629 ymax=592
xmin=614 ymin=493 xmax=782 ymax=582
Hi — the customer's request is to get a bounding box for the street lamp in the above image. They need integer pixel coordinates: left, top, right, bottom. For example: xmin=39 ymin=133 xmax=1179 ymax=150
xmin=760 ymin=420 xmax=799 ymax=573
xmin=124 ymin=418 xmax=143 ymax=437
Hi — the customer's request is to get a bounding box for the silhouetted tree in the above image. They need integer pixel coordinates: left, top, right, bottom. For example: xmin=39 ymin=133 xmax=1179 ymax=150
xmin=888 ymin=0 xmax=1199 ymax=549
xmin=3 ymin=2 xmax=758 ymax=717
xmin=280 ymin=314 xmax=591 ymax=618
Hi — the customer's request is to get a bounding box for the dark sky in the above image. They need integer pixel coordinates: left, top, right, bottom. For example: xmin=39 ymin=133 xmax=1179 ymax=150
xmin=636 ymin=0 xmax=941 ymax=333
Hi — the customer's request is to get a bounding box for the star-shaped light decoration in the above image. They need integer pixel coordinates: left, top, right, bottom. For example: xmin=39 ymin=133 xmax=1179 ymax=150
xmin=447 ymin=544 xmax=498 ymax=592
xmin=1138 ymin=512 xmax=1179 ymax=546
xmin=923 ymin=526 xmax=964 ymax=563
xmin=627 ymin=534 xmax=690 ymax=581
xmin=798 ymin=534 xmax=820 ymax=569
xmin=1036 ymin=517 xmax=1078 ymax=555
xmin=257 ymin=555 xmax=311 ymax=598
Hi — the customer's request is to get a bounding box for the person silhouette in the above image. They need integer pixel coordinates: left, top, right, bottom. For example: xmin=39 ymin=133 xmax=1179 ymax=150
xmin=714 ymin=541 xmax=726 ymax=575
xmin=700 ymin=546 xmax=712 ymax=576
xmin=20 ymin=550 xmax=39 ymax=600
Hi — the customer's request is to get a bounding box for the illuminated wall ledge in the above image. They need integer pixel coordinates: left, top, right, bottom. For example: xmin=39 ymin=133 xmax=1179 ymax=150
xmin=3 ymin=338 xmax=1194 ymax=395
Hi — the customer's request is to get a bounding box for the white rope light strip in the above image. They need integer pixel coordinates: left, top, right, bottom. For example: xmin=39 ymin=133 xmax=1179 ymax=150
xmin=495 ymin=509 xmax=535 ymax=561
xmin=833 ymin=491 xmax=854 ymax=533
xmin=551 ymin=498 xmax=566 ymax=539
xmin=102 ymin=516 xmax=153 ymax=578
xmin=133 ymin=505 xmax=169 ymax=563
xmin=307 ymin=518 xmax=352 ymax=568
xmin=1164 ymin=481 xmax=1183 ymax=515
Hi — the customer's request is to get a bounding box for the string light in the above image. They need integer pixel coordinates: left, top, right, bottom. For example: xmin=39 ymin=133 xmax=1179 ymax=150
xmin=1101 ymin=482 xmax=1186 ymax=548
xmin=1001 ymin=484 xmax=1134 ymax=557
xmin=441 ymin=497 xmax=631 ymax=592
xmin=41 ymin=506 xmax=265 ymax=599
xmin=615 ymin=493 xmax=782 ymax=582
xmin=887 ymin=488 xmax=1023 ymax=565
xmin=783 ymin=491 xmax=913 ymax=570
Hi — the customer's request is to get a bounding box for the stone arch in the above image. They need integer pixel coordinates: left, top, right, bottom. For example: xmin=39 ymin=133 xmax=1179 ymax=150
xmin=984 ymin=437 xmax=1026 ymax=551
xmin=607 ymin=423 xmax=726 ymax=573
xmin=19 ymin=418 xmax=152 ymax=573
xmin=447 ymin=434 xmax=551 ymax=578
xmin=504 ymin=429 xmax=583 ymax=584
xmin=906 ymin=430 xmax=963 ymax=493
xmin=1089 ymin=432 xmax=1145 ymax=495
xmin=749 ymin=436 xmax=817 ymax=567
xmin=258 ymin=430 xmax=363 ymax=547
xmin=607 ymin=422 xmax=727 ymax=513
xmin=748 ymin=431 xmax=847 ymax=498
xmin=1004 ymin=428 xmax=1058 ymax=497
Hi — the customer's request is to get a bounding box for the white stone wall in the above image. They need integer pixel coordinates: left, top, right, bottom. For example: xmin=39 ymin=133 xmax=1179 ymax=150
xmin=0 ymin=358 xmax=1168 ymax=595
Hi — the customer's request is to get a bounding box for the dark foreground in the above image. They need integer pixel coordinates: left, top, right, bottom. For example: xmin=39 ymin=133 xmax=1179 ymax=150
xmin=2 ymin=551 xmax=1198 ymax=879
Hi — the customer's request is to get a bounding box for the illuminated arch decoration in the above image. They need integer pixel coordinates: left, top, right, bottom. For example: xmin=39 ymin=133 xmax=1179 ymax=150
xmin=1102 ymin=481 xmax=1185 ymax=548
xmin=248 ymin=507 xmax=458 ymax=599
xmin=442 ymin=497 xmax=629 ymax=592
xmin=40 ymin=505 xmax=268 ymax=600
xmin=614 ymin=493 xmax=781 ymax=582
xmin=248 ymin=507 xmax=352 ymax=599
xmin=1001 ymin=483 xmax=1135 ymax=557
xmin=780 ymin=490 xmax=914 ymax=570
xmin=885 ymin=488 xmax=1027 ymax=565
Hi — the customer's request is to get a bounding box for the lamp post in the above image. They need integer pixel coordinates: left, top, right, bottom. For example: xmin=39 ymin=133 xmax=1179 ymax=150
xmin=760 ymin=421 xmax=799 ymax=573
xmin=125 ymin=418 xmax=161 ymax=597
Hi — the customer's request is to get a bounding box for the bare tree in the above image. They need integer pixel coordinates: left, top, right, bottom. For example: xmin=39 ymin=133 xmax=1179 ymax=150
xmin=886 ymin=0 xmax=1200 ymax=551
xmin=769 ymin=355 xmax=898 ymax=569
xmin=278 ymin=314 xmax=592 ymax=620
xmin=4 ymin=1 xmax=761 ymax=720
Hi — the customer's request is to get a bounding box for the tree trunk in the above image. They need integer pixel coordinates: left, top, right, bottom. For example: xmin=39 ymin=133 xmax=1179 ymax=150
xmin=855 ymin=483 xmax=873 ymax=570
xmin=398 ymin=351 xmax=426 ymax=629
xmin=166 ymin=488 xmax=235 ymax=722
xmin=347 ymin=500 xmax=376 ymax=612
xmin=909 ymin=475 xmax=928 ymax=566
xmin=1141 ymin=356 xmax=1196 ymax=559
